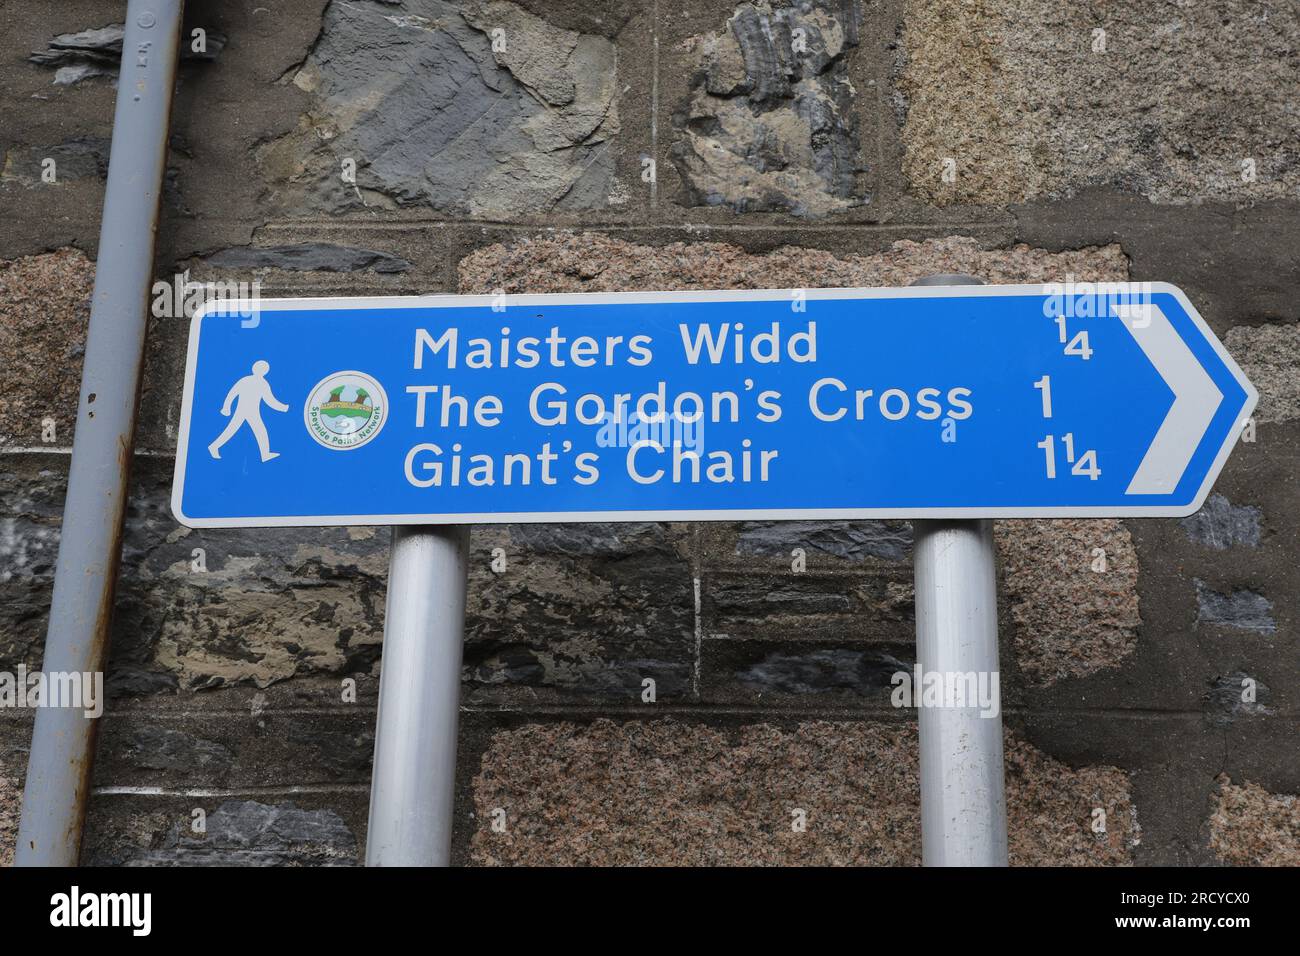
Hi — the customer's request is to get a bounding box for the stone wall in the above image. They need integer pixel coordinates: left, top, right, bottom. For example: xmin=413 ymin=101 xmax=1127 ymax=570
xmin=1 ymin=0 xmax=1297 ymax=866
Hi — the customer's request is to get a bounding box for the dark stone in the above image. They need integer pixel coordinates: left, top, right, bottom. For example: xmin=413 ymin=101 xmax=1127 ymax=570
xmin=121 ymin=726 xmax=233 ymax=773
xmin=705 ymin=565 xmax=913 ymax=645
xmin=0 ymin=138 xmax=187 ymax=211
xmin=507 ymin=522 xmax=664 ymax=557
xmin=2 ymin=459 xmax=698 ymax=699
xmin=279 ymin=724 xmax=375 ymax=778
xmin=672 ymin=0 xmax=868 ymax=216
xmin=264 ymin=0 xmax=620 ymax=217
xmin=736 ymin=648 xmax=906 ymax=695
xmin=710 ymin=574 xmax=871 ymax=617
xmin=30 ymin=23 xmax=226 ymax=84
xmin=509 ymin=0 xmax=639 ymax=38
xmin=106 ymin=800 xmax=356 ymax=866
xmin=464 ymin=643 xmax=547 ymax=686
xmin=1204 ymin=671 xmax=1273 ymax=724
xmin=736 ymin=520 xmax=913 ymax=563
xmin=1180 ymin=494 xmax=1262 ymax=549
xmin=1 ymin=137 xmax=110 ymax=182
xmin=204 ymin=243 xmax=412 ymax=274
xmin=465 ymin=522 xmax=694 ymax=699
xmin=105 ymin=668 xmax=179 ymax=698
xmin=0 ymin=459 xmax=393 ymax=688
xmin=1194 ymin=580 xmax=1275 ymax=633
xmin=0 ymin=472 xmax=63 ymax=668
xmin=729 ymin=4 xmax=797 ymax=102
xmin=743 ymin=580 xmax=853 ymax=615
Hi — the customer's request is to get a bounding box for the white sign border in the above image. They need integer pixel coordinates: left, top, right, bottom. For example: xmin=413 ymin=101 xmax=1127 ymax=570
xmin=171 ymin=282 xmax=1258 ymax=527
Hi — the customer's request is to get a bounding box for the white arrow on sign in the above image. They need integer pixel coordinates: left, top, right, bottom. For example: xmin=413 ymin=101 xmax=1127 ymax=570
xmin=1115 ymin=302 xmax=1224 ymax=495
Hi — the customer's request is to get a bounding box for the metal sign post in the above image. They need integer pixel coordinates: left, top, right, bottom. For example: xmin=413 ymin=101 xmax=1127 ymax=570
xmin=909 ymin=273 xmax=1007 ymax=865
xmin=913 ymin=518 xmax=1007 ymax=865
xmin=365 ymin=526 xmax=469 ymax=866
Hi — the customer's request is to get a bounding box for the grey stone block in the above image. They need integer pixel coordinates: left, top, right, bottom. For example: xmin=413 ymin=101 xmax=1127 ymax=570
xmin=1204 ymin=671 xmax=1273 ymax=724
xmin=671 ymin=0 xmax=868 ymax=216
xmin=1195 ymin=580 xmax=1275 ymax=633
xmin=120 ymin=726 xmax=234 ymax=774
xmin=204 ymin=243 xmax=412 ymax=274
xmin=1180 ymin=494 xmax=1262 ymax=550
xmin=95 ymin=800 xmax=357 ymax=866
xmin=29 ymin=22 xmax=226 ymax=85
xmin=258 ymin=0 xmax=621 ymax=217
xmin=735 ymin=647 xmax=906 ymax=696
xmin=736 ymin=519 xmax=912 ymax=563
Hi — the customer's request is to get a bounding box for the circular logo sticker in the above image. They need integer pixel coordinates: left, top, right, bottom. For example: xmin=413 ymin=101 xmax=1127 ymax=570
xmin=304 ymin=371 xmax=388 ymax=450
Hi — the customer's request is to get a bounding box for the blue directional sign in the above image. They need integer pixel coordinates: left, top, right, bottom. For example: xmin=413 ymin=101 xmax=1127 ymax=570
xmin=171 ymin=284 xmax=1256 ymax=527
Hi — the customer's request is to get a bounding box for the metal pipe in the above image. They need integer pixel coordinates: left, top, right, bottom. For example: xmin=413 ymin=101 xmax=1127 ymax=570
xmin=365 ymin=525 xmax=470 ymax=866
xmin=15 ymin=0 xmax=186 ymax=867
xmin=909 ymin=274 xmax=1008 ymax=867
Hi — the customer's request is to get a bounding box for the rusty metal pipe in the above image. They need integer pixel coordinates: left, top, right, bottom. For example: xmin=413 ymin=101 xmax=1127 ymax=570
xmin=15 ymin=0 xmax=186 ymax=866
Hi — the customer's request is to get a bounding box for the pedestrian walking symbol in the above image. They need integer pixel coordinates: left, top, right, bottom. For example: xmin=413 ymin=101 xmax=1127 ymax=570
xmin=207 ymin=360 xmax=289 ymax=462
